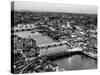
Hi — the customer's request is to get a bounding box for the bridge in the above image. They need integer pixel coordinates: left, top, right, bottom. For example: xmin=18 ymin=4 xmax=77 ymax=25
xmin=37 ymin=40 xmax=83 ymax=56
xmin=40 ymin=47 xmax=83 ymax=59
xmin=38 ymin=41 xmax=72 ymax=50
xmin=38 ymin=41 xmax=96 ymax=59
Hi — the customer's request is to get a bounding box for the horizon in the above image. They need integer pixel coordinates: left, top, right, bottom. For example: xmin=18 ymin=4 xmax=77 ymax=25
xmin=12 ymin=1 xmax=97 ymax=15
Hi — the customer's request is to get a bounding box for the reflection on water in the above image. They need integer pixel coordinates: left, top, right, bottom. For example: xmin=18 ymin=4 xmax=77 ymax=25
xmin=52 ymin=54 xmax=97 ymax=70
xmin=14 ymin=31 xmax=97 ymax=70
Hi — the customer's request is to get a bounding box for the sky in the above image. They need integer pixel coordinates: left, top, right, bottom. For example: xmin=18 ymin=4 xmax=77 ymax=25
xmin=13 ymin=1 xmax=97 ymax=14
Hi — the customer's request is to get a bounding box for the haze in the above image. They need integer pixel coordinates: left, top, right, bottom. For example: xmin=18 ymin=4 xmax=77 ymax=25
xmin=13 ymin=1 xmax=97 ymax=14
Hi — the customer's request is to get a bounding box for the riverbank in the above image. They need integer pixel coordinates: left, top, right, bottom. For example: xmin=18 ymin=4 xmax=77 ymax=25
xmin=82 ymin=51 xmax=97 ymax=59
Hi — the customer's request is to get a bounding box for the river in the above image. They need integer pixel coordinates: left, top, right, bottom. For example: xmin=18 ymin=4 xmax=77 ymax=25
xmin=14 ymin=31 xmax=97 ymax=70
